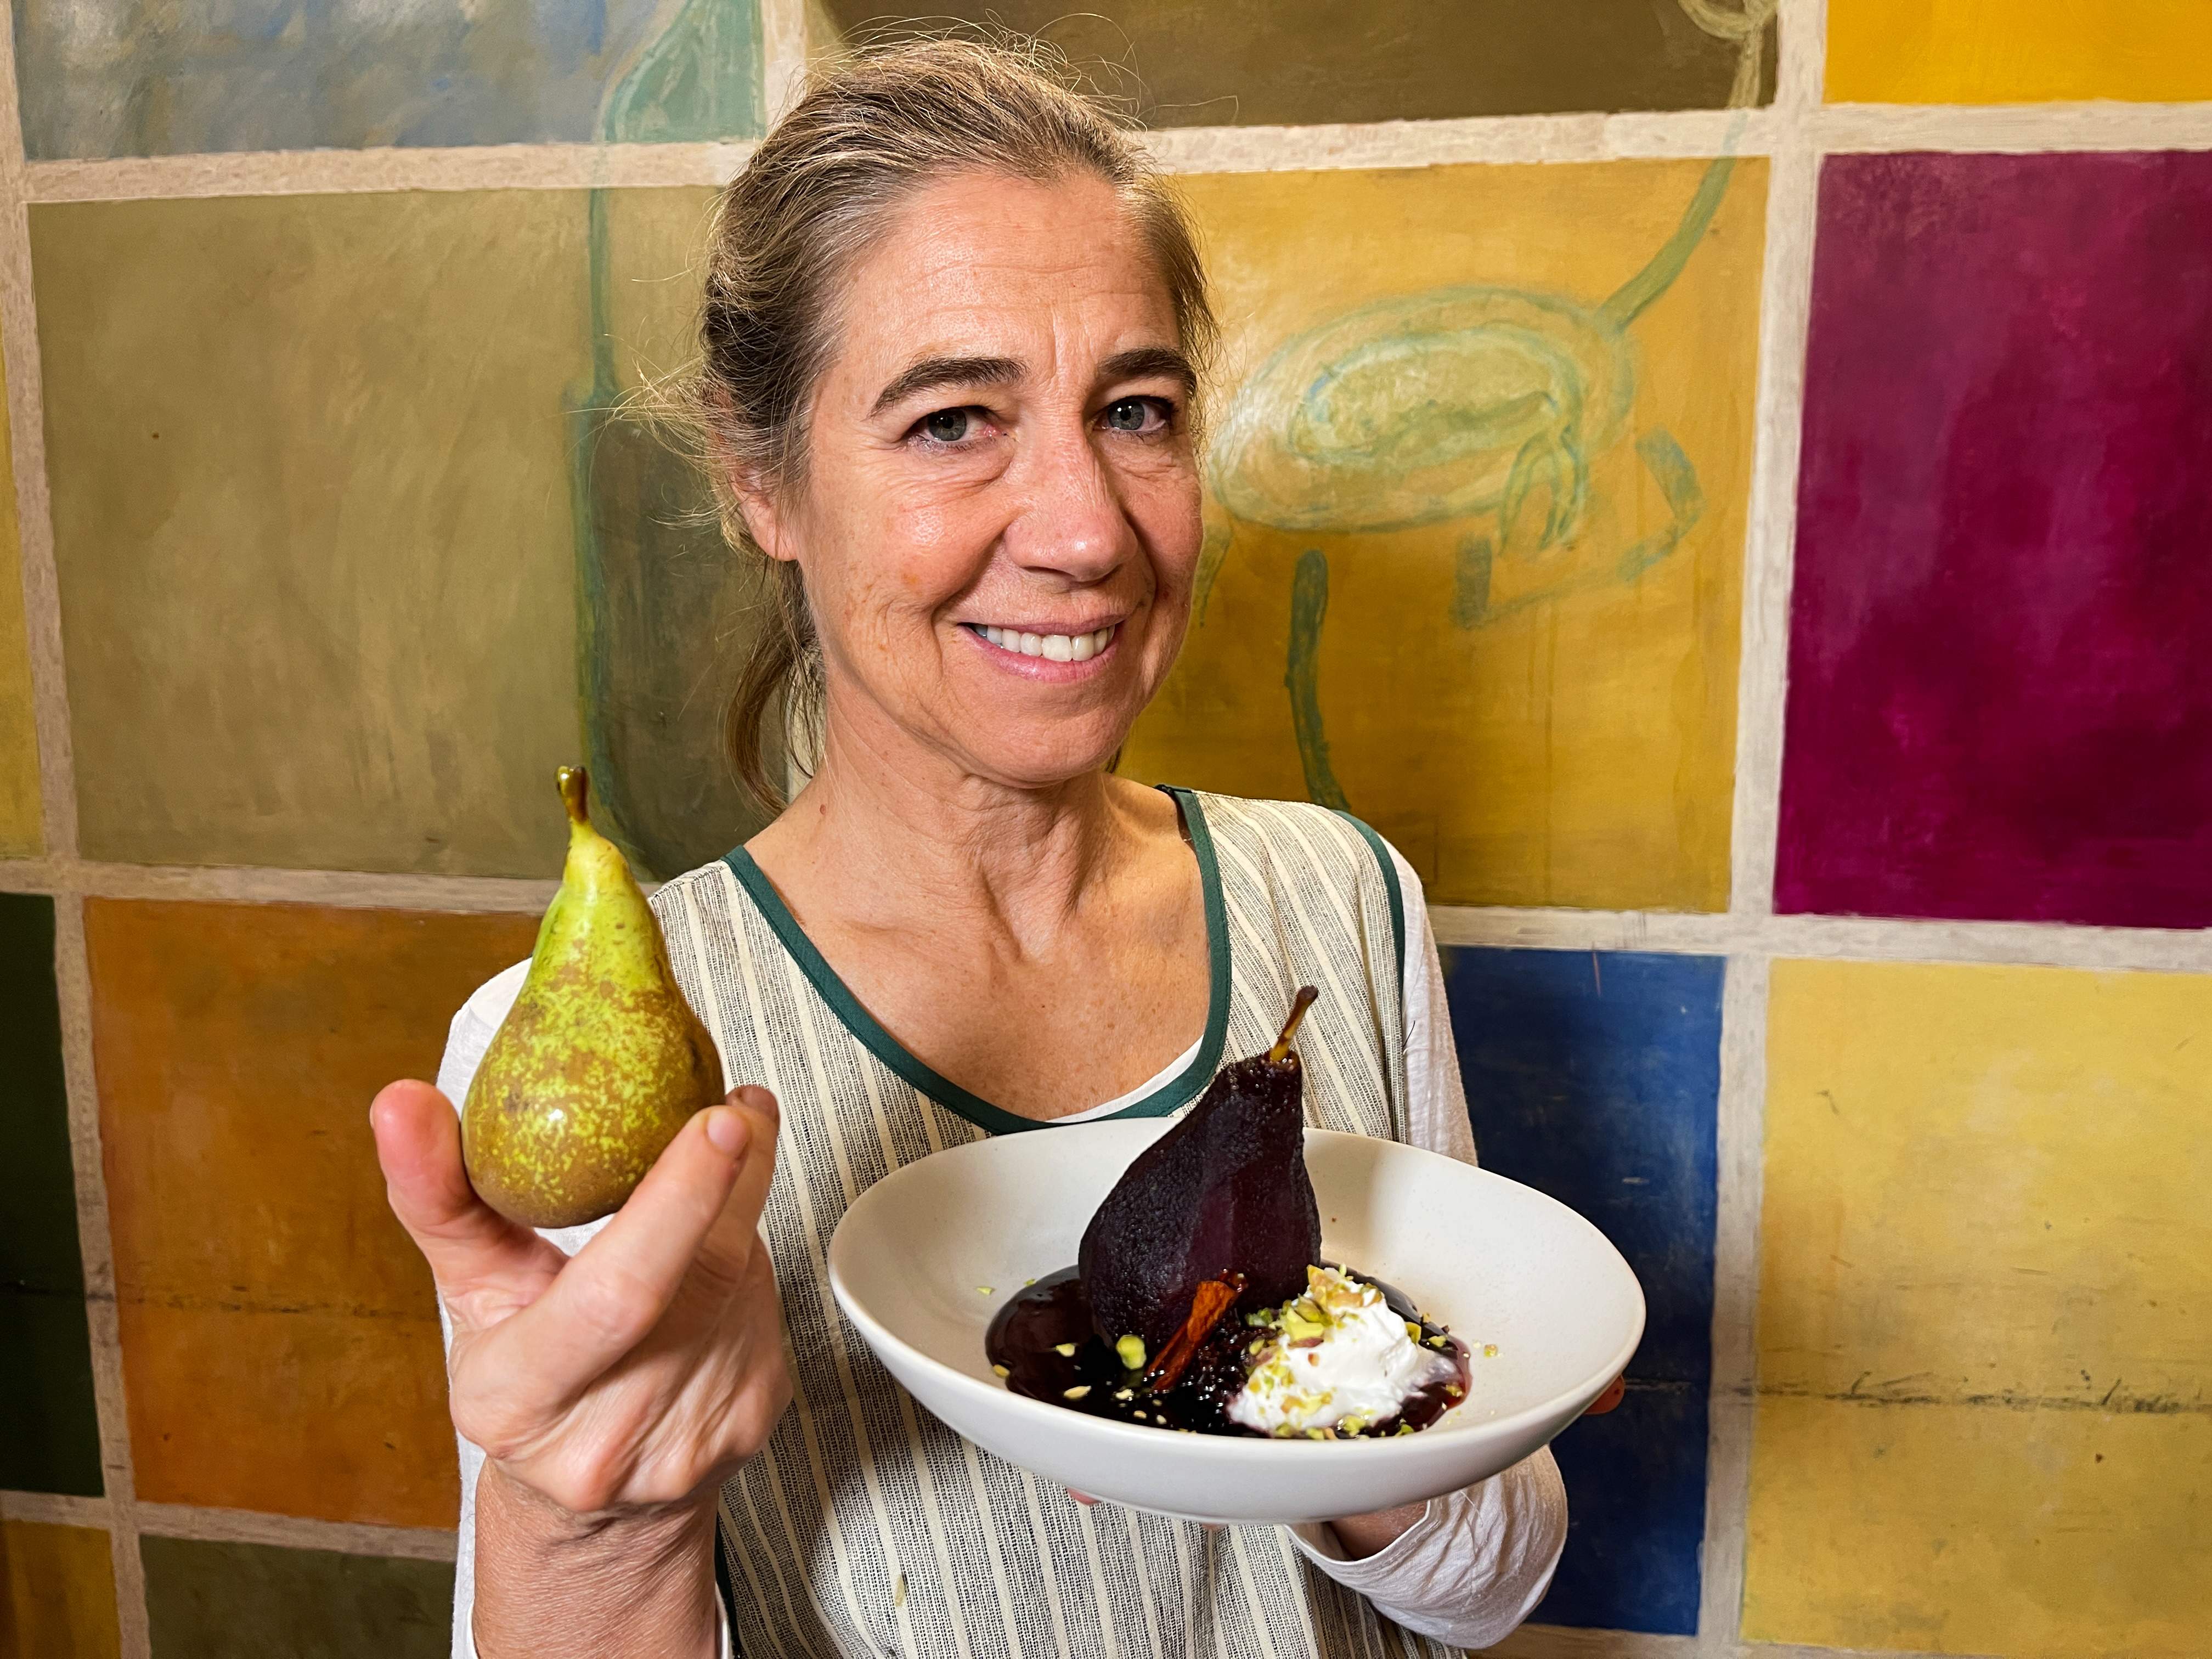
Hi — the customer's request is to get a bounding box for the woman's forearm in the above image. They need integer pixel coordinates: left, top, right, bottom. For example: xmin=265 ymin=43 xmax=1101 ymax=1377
xmin=471 ymin=1464 xmax=721 ymax=1659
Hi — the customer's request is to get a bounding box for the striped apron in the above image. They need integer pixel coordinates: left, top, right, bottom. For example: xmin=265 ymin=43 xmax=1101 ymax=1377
xmin=648 ymin=789 xmax=1451 ymax=1658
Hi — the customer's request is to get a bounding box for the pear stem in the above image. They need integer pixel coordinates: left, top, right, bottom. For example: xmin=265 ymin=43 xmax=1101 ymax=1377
xmin=558 ymin=765 xmax=590 ymax=827
xmin=1267 ymin=985 xmax=1319 ymax=1064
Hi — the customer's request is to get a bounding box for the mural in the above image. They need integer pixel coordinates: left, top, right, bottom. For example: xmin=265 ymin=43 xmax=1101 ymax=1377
xmin=0 ymin=894 xmax=101 ymax=1501
xmin=141 ymin=1537 xmax=451 ymax=1659
xmin=1827 ymin=0 xmax=2212 ymax=105
xmin=819 ymin=0 xmax=1776 ymax=125
xmin=1777 ymin=151 xmax=2212 ymax=930
xmin=0 ymin=1520 xmax=120 ymax=1659
xmin=1751 ymin=959 xmax=2212 ymax=1655
xmin=14 ymin=0 xmax=763 ymax=160
xmin=1125 ymin=157 xmax=1764 ymax=911
xmin=1444 ymin=946 xmax=1722 ymax=1635
xmin=86 ymin=898 xmax=539 ymax=1528
xmin=32 ymin=190 xmax=586 ymax=877
xmin=573 ymin=189 xmax=785 ymax=882
xmin=0 ymin=355 xmax=40 ymax=856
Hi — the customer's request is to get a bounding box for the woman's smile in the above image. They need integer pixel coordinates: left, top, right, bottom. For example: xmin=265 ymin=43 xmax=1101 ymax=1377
xmin=962 ymin=619 xmax=1122 ymax=672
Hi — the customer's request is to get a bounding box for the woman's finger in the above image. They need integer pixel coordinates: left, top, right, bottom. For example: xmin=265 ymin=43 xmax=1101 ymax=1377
xmin=371 ymin=1081 xmax=560 ymax=1314
xmin=1583 ymin=1374 xmax=1627 ymax=1416
xmin=689 ymin=1087 xmax=782 ymax=1287
xmin=511 ymin=1103 xmax=755 ymax=1386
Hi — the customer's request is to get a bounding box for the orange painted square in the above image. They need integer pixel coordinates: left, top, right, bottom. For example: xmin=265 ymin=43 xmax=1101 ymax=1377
xmin=87 ymin=899 xmax=537 ymax=1527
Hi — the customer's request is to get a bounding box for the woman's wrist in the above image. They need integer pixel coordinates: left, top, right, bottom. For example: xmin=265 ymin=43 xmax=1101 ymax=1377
xmin=473 ymin=1464 xmax=721 ymax=1659
xmin=1325 ymin=1499 xmax=1429 ymax=1561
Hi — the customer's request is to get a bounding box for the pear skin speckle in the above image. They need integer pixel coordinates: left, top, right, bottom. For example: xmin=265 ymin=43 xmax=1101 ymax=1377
xmin=461 ymin=766 xmax=721 ymax=1228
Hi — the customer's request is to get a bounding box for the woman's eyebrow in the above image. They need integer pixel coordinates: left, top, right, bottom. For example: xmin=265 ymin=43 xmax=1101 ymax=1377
xmin=871 ymin=354 xmax=1023 ymax=415
xmin=1098 ymin=346 xmax=1197 ymax=396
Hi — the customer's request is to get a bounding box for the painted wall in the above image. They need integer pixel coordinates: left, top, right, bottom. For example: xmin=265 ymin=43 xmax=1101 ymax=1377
xmin=4 ymin=4 xmax=2209 ymax=1657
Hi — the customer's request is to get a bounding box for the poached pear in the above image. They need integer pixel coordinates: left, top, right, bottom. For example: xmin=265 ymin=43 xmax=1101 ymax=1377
xmin=1077 ymin=988 xmax=1323 ymax=1355
xmin=462 ymin=766 xmax=722 ymax=1228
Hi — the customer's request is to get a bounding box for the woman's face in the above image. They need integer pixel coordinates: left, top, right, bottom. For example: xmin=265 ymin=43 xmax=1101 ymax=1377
xmin=756 ymin=168 xmax=1204 ymax=790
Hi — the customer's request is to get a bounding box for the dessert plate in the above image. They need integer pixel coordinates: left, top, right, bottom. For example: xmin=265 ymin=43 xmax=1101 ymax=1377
xmin=828 ymin=1122 xmax=1644 ymax=1525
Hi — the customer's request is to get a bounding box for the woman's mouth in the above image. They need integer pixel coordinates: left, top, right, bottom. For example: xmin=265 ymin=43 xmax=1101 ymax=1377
xmin=965 ymin=622 xmax=1120 ymax=664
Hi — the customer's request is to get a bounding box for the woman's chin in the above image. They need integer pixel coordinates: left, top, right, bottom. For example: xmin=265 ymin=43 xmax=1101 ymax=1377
xmin=953 ymin=725 xmax=1134 ymax=792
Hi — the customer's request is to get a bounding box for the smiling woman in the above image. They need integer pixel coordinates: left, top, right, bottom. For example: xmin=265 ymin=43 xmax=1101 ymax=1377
xmin=368 ymin=36 xmax=1570 ymax=1659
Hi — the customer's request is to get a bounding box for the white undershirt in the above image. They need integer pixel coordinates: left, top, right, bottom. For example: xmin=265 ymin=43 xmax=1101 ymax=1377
xmin=437 ymin=840 xmax=1563 ymax=1657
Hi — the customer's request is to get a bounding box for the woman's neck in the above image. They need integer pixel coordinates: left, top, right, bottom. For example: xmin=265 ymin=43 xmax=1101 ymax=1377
xmin=748 ymin=692 xmax=1161 ymax=948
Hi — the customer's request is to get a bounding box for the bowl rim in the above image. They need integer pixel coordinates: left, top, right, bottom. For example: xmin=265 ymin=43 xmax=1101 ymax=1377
xmin=827 ymin=1125 xmax=1647 ymax=1464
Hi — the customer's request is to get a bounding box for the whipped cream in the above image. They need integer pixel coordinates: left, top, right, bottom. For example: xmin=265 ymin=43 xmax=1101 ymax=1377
xmin=1227 ymin=1265 xmax=1459 ymax=1437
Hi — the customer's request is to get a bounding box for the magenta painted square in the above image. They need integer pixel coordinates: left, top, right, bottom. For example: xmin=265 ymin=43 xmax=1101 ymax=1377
xmin=1776 ymin=151 xmax=2212 ymax=929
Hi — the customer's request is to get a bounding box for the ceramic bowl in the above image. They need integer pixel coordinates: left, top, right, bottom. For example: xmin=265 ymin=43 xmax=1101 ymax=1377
xmin=827 ymin=1122 xmax=1643 ymax=1526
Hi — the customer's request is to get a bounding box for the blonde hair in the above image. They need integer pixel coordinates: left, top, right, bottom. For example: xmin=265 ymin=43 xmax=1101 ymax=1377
xmin=676 ymin=36 xmax=1218 ymax=811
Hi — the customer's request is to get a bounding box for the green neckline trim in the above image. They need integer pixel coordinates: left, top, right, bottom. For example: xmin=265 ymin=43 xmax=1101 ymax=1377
xmin=720 ymin=786 xmax=1231 ymax=1137
xmin=1335 ymin=811 xmax=1407 ymax=1012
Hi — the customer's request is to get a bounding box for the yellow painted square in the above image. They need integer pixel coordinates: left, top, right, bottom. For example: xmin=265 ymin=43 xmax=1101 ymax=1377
xmin=1829 ymin=0 xmax=2212 ymax=105
xmin=1749 ymin=959 xmax=2212 ymax=1655
xmin=0 ymin=1519 xmax=120 ymax=1659
xmin=0 ymin=349 xmax=41 ymax=857
xmin=1123 ymin=158 xmax=1762 ymax=910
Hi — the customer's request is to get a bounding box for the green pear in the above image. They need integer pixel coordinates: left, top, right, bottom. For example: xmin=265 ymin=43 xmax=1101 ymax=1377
xmin=462 ymin=766 xmax=722 ymax=1228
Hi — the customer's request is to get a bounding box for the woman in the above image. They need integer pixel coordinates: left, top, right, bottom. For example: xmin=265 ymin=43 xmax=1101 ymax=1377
xmin=373 ymin=39 xmax=1576 ymax=1659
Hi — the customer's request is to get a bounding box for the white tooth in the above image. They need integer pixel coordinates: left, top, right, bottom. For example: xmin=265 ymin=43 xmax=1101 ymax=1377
xmin=1019 ymin=632 xmax=1043 ymax=657
xmin=1070 ymin=631 xmax=1096 ymax=662
xmin=1042 ymin=634 xmax=1073 ymax=662
xmin=1095 ymin=627 xmax=1114 ymax=652
xmin=981 ymin=626 xmax=1000 ymax=647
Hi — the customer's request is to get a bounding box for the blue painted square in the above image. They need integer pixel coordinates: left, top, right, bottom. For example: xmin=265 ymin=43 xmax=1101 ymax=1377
xmin=1441 ymin=946 xmax=1723 ymax=1637
xmin=15 ymin=0 xmax=763 ymax=160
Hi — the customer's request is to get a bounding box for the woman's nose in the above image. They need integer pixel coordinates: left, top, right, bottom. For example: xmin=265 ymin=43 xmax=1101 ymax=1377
xmin=1002 ymin=425 xmax=1134 ymax=582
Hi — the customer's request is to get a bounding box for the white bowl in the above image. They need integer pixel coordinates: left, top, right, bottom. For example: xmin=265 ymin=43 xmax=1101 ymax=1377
xmin=828 ymin=1123 xmax=1644 ymax=1526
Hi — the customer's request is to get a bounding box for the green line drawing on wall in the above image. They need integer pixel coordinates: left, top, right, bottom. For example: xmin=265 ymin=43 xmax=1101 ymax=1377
xmin=1285 ymin=550 xmax=1352 ymax=812
xmin=1209 ymin=155 xmax=1738 ymax=815
xmin=568 ymin=9 xmax=777 ymax=882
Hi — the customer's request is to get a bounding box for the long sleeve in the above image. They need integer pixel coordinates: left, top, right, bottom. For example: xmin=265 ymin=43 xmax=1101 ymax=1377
xmin=432 ymin=964 xmax=732 ymax=1659
xmin=1283 ymin=845 xmax=1570 ymax=1649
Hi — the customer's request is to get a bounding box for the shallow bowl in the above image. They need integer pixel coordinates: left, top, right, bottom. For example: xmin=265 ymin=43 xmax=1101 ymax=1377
xmin=827 ymin=1123 xmax=1643 ymax=1526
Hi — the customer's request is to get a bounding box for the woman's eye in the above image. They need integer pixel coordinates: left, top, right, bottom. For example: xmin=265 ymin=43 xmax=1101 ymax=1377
xmin=920 ymin=408 xmax=973 ymax=444
xmin=1102 ymin=397 xmax=1169 ymax=435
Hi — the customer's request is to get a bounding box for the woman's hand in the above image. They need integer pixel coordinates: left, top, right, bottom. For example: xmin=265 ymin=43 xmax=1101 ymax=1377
xmin=370 ymin=1080 xmax=791 ymax=1657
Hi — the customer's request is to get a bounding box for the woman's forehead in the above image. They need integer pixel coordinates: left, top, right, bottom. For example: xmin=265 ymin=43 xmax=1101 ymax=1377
xmin=829 ymin=172 xmax=1180 ymax=376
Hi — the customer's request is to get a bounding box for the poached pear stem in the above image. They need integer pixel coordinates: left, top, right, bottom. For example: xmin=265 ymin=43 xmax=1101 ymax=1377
xmin=558 ymin=765 xmax=591 ymax=827
xmin=1267 ymin=985 xmax=1319 ymax=1064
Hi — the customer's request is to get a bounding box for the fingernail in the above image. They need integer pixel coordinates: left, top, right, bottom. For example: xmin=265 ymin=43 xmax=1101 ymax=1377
xmin=704 ymin=1107 xmax=747 ymax=1156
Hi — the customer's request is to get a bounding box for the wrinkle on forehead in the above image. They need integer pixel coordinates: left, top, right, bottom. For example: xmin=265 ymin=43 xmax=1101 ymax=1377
xmin=822 ymin=170 xmax=1182 ymax=411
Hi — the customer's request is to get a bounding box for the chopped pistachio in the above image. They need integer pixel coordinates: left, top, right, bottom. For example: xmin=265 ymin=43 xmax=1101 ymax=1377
xmin=991 ymin=1364 xmax=1010 ymax=1378
xmin=1404 ymin=1321 xmax=1424 ymax=1342
xmin=1062 ymin=1384 xmax=1092 ymax=1401
xmin=1053 ymin=1342 xmax=1078 ymax=1358
xmin=977 ymin=1286 xmax=994 ymax=1296
xmin=1482 ymin=1344 xmax=1500 ymax=1358
xmin=1114 ymin=1387 xmax=1135 ymax=1402
xmin=1115 ymin=1334 xmax=1148 ymax=1371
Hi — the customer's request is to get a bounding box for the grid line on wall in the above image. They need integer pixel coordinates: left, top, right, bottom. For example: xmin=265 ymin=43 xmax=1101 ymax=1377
xmin=0 ymin=5 xmax=154 ymax=1655
xmin=5 ymin=856 xmax=2205 ymax=978
xmin=2 ymin=0 xmax=2205 ymax=1655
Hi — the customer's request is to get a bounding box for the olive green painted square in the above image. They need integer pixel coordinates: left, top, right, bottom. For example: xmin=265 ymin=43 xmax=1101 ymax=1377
xmin=817 ymin=1 xmax=1780 ymax=122
xmin=0 ymin=893 xmax=101 ymax=1496
xmin=32 ymin=190 xmax=594 ymax=876
xmin=142 ymin=1537 xmax=452 ymax=1659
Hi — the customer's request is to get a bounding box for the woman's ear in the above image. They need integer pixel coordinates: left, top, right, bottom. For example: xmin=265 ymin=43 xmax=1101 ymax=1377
xmin=731 ymin=468 xmax=798 ymax=565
